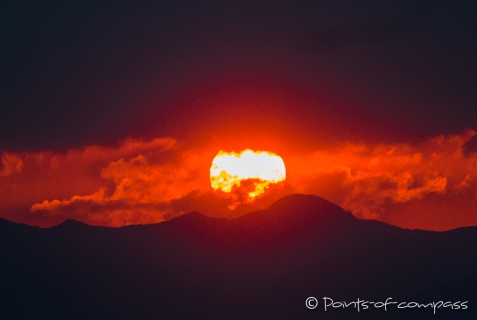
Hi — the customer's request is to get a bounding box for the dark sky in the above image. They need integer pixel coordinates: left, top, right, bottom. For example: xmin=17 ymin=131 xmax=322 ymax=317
xmin=2 ymin=0 xmax=477 ymax=152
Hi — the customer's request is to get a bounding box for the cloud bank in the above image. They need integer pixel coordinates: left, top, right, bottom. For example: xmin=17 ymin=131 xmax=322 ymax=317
xmin=289 ymin=129 xmax=477 ymax=229
xmin=1 ymin=130 xmax=476 ymax=230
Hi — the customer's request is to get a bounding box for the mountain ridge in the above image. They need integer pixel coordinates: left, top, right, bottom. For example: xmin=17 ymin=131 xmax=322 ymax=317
xmin=1 ymin=194 xmax=476 ymax=319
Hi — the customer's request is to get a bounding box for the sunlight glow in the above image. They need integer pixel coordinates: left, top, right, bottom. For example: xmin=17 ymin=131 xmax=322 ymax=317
xmin=210 ymin=149 xmax=286 ymax=199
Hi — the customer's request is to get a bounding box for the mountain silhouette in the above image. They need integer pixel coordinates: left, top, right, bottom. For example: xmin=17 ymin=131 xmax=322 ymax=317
xmin=1 ymin=194 xmax=476 ymax=319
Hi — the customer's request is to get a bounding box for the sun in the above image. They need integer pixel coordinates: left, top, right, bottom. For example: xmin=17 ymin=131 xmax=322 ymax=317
xmin=210 ymin=149 xmax=286 ymax=204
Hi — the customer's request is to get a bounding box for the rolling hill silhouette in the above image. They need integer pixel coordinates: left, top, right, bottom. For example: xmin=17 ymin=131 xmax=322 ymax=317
xmin=1 ymin=194 xmax=476 ymax=319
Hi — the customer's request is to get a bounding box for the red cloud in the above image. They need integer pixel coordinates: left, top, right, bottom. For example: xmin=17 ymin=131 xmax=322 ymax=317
xmin=287 ymin=129 xmax=477 ymax=228
xmin=1 ymin=130 xmax=477 ymax=230
xmin=28 ymin=139 xmax=213 ymax=226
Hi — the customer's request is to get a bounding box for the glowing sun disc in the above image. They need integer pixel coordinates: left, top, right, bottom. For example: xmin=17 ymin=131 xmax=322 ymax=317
xmin=210 ymin=149 xmax=286 ymax=199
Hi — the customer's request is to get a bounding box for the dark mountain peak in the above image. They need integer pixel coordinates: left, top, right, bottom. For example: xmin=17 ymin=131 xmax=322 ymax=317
xmin=163 ymin=211 xmax=214 ymax=228
xmin=0 ymin=216 xmax=15 ymax=226
xmin=158 ymin=211 xmax=231 ymax=239
xmin=0 ymin=217 xmax=22 ymax=232
xmin=56 ymin=219 xmax=90 ymax=228
xmin=0 ymin=217 xmax=39 ymax=233
xmin=235 ymin=194 xmax=357 ymax=235
xmin=243 ymin=194 xmax=355 ymax=222
xmin=267 ymin=194 xmax=349 ymax=215
xmin=168 ymin=211 xmax=207 ymax=222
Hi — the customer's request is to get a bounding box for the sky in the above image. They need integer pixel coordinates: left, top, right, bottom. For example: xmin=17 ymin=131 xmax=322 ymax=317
xmin=1 ymin=0 xmax=477 ymax=230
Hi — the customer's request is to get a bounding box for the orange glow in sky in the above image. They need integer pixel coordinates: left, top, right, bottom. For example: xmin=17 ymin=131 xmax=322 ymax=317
xmin=210 ymin=149 xmax=286 ymax=201
xmin=1 ymin=130 xmax=477 ymax=230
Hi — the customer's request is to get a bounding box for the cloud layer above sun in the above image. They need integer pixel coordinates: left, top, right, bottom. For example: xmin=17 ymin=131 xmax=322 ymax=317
xmin=1 ymin=130 xmax=476 ymax=230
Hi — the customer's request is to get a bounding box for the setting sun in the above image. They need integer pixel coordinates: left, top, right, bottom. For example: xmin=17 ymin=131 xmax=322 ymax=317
xmin=210 ymin=149 xmax=286 ymax=202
